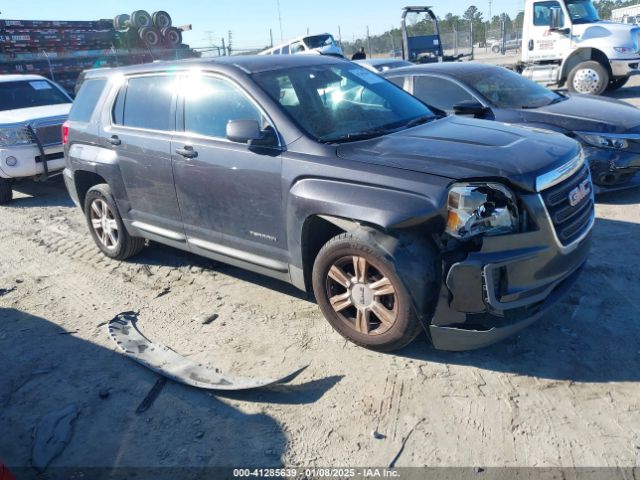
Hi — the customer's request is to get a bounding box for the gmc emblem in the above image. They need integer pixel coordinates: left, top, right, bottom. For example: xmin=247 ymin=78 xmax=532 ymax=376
xmin=569 ymin=179 xmax=591 ymax=207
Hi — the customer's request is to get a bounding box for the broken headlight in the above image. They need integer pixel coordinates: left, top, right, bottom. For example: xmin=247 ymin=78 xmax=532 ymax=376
xmin=0 ymin=126 xmax=33 ymax=147
xmin=446 ymin=183 xmax=519 ymax=240
xmin=575 ymin=133 xmax=629 ymax=150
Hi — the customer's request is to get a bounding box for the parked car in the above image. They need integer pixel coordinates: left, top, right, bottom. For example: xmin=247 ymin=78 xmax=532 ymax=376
xmin=491 ymin=38 xmax=520 ymax=54
xmin=64 ymin=55 xmax=593 ymax=352
xmin=0 ymin=74 xmax=72 ymax=204
xmin=355 ymin=58 xmax=413 ymax=73
xmin=384 ymin=62 xmax=640 ymax=192
xmin=260 ymin=33 xmax=343 ymax=57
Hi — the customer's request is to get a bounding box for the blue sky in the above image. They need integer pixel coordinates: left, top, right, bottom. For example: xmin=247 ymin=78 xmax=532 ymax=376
xmin=1 ymin=1 xmax=526 ymax=49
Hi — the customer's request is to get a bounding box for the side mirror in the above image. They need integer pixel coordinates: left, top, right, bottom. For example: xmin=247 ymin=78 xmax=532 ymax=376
xmin=549 ymin=7 xmax=563 ymax=30
xmin=227 ymin=119 xmax=262 ymax=143
xmin=453 ymin=100 xmax=490 ymax=118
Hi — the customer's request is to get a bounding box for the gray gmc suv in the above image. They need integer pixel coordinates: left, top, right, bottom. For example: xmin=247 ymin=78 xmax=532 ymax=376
xmin=63 ymin=55 xmax=594 ymax=352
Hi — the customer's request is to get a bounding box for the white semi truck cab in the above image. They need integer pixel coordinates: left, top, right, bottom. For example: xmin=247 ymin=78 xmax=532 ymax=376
xmin=519 ymin=0 xmax=640 ymax=95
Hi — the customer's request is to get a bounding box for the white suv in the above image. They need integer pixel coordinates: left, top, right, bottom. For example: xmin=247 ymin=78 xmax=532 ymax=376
xmin=0 ymin=74 xmax=72 ymax=204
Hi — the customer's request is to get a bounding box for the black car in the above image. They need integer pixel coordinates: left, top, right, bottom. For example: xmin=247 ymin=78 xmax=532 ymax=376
xmin=63 ymin=55 xmax=593 ymax=352
xmin=383 ymin=62 xmax=640 ymax=192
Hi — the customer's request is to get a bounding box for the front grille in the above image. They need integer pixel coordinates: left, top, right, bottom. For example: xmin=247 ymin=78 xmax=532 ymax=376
xmin=32 ymin=124 xmax=63 ymax=146
xmin=541 ymin=164 xmax=594 ymax=246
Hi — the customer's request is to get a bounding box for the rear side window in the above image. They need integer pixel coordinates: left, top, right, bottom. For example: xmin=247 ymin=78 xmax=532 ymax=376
xmin=69 ymin=78 xmax=106 ymax=122
xmin=113 ymin=75 xmax=176 ymax=131
xmin=387 ymin=76 xmax=406 ymax=88
xmin=413 ymin=76 xmax=474 ymax=112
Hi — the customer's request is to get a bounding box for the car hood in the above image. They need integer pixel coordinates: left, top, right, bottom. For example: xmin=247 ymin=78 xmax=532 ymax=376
xmin=0 ymin=103 xmax=71 ymax=125
xmin=336 ymin=116 xmax=581 ymax=192
xmin=515 ymin=95 xmax=640 ymax=134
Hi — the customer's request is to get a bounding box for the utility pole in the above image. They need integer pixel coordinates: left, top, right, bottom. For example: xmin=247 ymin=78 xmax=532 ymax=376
xmin=227 ymin=30 xmax=233 ymax=56
xmin=270 ymin=28 xmax=274 ymax=48
xmin=366 ymin=25 xmax=371 ymax=56
xmin=489 ymin=0 xmax=492 ymax=20
xmin=276 ymin=0 xmax=284 ymax=42
xmin=338 ymin=25 xmax=342 ymax=47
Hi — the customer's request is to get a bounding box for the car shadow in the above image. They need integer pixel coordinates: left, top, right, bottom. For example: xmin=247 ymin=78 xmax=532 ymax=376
xmin=133 ymin=242 xmax=312 ymax=302
xmin=596 ymin=185 xmax=640 ymax=205
xmin=397 ymin=215 xmax=640 ymax=383
xmin=7 ymin=176 xmax=74 ymax=208
xmin=604 ymin=84 xmax=640 ymax=101
xmin=0 ymin=307 xmax=329 ymax=474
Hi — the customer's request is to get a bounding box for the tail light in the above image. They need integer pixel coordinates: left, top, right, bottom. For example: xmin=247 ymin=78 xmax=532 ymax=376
xmin=62 ymin=121 xmax=69 ymax=145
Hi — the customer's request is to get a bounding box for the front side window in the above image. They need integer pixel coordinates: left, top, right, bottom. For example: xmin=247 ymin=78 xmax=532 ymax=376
xmin=182 ymin=76 xmax=264 ymax=139
xmin=533 ymin=1 xmax=564 ymax=26
xmin=0 ymin=80 xmax=70 ymax=111
xmin=291 ymin=42 xmax=305 ymax=54
xmin=413 ymin=76 xmax=475 ymax=112
xmin=113 ymin=75 xmax=176 ymax=131
xmin=463 ymin=67 xmax=562 ymax=109
xmin=252 ymin=64 xmax=435 ymax=143
xmin=282 ymin=45 xmax=290 ymax=54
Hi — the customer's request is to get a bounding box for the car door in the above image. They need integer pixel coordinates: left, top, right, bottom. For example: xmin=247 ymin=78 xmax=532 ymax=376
xmin=409 ymin=75 xmax=485 ymax=115
xmin=106 ymin=73 xmax=183 ymax=237
xmin=523 ymin=1 xmax=572 ymax=63
xmin=171 ymin=73 xmax=288 ymax=271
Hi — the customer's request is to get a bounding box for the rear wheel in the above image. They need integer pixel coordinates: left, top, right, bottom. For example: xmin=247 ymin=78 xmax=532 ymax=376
xmin=0 ymin=178 xmax=12 ymax=205
xmin=606 ymin=77 xmax=629 ymax=91
xmin=567 ymin=61 xmax=609 ymax=95
xmin=84 ymin=184 xmax=145 ymax=260
xmin=312 ymin=233 xmax=421 ymax=352
xmin=492 ymin=44 xmax=501 ymax=54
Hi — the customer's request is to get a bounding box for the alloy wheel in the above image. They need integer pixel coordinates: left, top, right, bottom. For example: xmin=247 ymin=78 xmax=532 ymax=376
xmin=89 ymin=199 xmax=119 ymax=250
xmin=324 ymin=255 xmax=399 ymax=336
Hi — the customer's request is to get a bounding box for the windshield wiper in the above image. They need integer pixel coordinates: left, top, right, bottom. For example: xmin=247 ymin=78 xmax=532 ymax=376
xmin=319 ymin=127 xmax=392 ymax=144
xmin=404 ymin=114 xmax=437 ymax=129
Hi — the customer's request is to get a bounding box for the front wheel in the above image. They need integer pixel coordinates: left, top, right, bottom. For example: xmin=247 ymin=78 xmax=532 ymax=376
xmin=492 ymin=45 xmax=501 ymax=54
xmin=0 ymin=178 xmax=12 ymax=205
xmin=606 ymin=77 xmax=629 ymax=91
xmin=312 ymin=233 xmax=422 ymax=352
xmin=567 ymin=61 xmax=609 ymax=95
xmin=84 ymin=184 xmax=145 ymax=260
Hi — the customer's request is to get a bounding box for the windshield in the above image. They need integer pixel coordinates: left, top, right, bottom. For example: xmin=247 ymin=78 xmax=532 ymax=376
xmin=0 ymin=80 xmax=70 ymax=112
xmin=252 ymin=64 xmax=436 ymax=143
xmin=566 ymin=0 xmax=600 ymax=24
xmin=463 ymin=67 xmax=563 ymax=109
xmin=303 ymin=35 xmax=335 ymax=49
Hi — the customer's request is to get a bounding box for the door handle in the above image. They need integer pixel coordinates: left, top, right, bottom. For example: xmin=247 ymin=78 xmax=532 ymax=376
xmin=176 ymin=146 xmax=198 ymax=159
xmin=528 ymin=39 xmax=534 ymax=51
xmin=107 ymin=135 xmax=121 ymax=146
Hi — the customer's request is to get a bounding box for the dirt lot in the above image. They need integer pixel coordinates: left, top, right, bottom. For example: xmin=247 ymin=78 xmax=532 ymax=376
xmin=1 ymin=88 xmax=640 ymax=475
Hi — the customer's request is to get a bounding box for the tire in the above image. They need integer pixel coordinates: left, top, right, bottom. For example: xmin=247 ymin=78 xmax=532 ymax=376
xmin=113 ymin=14 xmax=130 ymax=31
xmin=130 ymin=10 xmax=152 ymax=29
xmin=492 ymin=44 xmax=501 ymax=54
xmin=567 ymin=60 xmax=609 ymax=95
xmin=312 ymin=232 xmax=422 ymax=352
xmin=84 ymin=184 xmax=145 ymax=260
xmin=162 ymin=27 xmax=182 ymax=46
xmin=0 ymin=178 xmax=12 ymax=205
xmin=139 ymin=27 xmax=161 ymax=47
xmin=152 ymin=11 xmax=172 ymax=29
xmin=607 ymin=77 xmax=629 ymax=92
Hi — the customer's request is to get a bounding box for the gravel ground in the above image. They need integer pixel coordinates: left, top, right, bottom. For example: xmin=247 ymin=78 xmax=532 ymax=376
xmin=1 ymin=81 xmax=640 ymax=474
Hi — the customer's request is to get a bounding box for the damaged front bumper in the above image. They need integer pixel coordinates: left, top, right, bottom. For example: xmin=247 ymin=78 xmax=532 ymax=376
xmin=584 ymin=146 xmax=640 ymax=193
xmin=429 ymin=192 xmax=592 ymax=351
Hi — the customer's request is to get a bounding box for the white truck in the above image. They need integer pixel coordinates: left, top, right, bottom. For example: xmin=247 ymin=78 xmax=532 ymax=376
xmin=517 ymin=0 xmax=640 ymax=95
xmin=0 ymin=74 xmax=72 ymax=204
